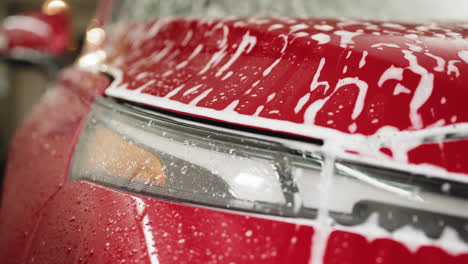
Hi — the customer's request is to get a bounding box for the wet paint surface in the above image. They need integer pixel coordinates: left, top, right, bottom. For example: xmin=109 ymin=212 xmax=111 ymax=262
xmin=2 ymin=17 xmax=468 ymax=264
xmin=27 ymin=181 xmax=313 ymax=264
xmin=3 ymin=12 xmax=70 ymax=56
xmin=325 ymin=231 xmax=468 ymax=264
xmin=0 ymin=69 xmax=315 ymax=264
xmin=0 ymin=69 xmax=109 ymax=263
xmin=102 ymin=18 xmax=468 ymax=175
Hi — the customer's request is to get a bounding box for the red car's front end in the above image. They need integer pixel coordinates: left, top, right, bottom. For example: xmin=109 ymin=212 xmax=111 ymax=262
xmin=2 ymin=1 xmax=468 ymax=263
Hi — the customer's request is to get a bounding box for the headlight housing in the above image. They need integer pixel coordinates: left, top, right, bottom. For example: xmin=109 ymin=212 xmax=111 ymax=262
xmin=70 ymin=98 xmax=468 ymax=243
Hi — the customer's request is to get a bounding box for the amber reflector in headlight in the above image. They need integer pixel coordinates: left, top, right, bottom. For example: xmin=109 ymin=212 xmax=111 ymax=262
xmin=84 ymin=125 xmax=166 ymax=185
xmin=70 ymin=98 xmax=468 ymax=243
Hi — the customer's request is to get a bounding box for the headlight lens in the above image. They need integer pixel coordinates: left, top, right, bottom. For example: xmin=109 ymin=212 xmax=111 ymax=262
xmin=70 ymin=98 xmax=468 ymax=242
xmin=71 ymin=98 xmax=311 ymax=216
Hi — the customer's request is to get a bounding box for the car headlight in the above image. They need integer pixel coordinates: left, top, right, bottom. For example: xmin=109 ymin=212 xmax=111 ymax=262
xmin=69 ymin=98 xmax=468 ymax=242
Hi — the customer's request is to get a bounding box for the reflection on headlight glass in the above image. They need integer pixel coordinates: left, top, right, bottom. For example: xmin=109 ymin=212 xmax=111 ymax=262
xmin=70 ymin=98 xmax=468 ymax=243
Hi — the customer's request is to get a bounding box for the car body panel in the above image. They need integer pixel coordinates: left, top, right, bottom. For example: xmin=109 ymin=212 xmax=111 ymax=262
xmin=1 ymin=66 xmax=467 ymax=263
xmin=102 ymin=18 xmax=468 ymax=175
xmin=2 ymin=12 xmax=70 ymax=56
xmin=13 ymin=179 xmax=468 ymax=264
xmin=2 ymin=6 xmax=468 ymax=264
xmin=0 ymin=69 xmax=109 ymax=263
xmin=25 ymin=181 xmax=313 ymax=263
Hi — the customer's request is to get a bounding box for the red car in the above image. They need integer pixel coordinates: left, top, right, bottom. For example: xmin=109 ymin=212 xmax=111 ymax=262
xmin=2 ymin=0 xmax=468 ymax=263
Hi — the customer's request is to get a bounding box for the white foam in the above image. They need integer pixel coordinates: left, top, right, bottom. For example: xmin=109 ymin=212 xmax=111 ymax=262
xmin=105 ymin=66 xmax=468 ymax=185
xmin=4 ymin=15 xmax=51 ymax=38
xmin=304 ymin=101 xmax=326 ymax=123
xmin=404 ymin=34 xmax=419 ymax=40
xmin=447 ymin=60 xmax=461 ymax=77
xmin=188 ymin=44 xmax=204 ymax=60
xmin=359 ymin=51 xmax=368 ymax=69
xmin=381 ymin=22 xmax=406 ymax=30
xmin=134 ymin=80 xmax=155 ymax=92
xmin=403 ymin=50 xmax=434 ymax=129
xmin=348 ymin=122 xmax=357 ymax=133
xmin=263 ymin=58 xmax=282 ymax=77
xmin=183 ymin=84 xmax=203 ymax=96
xmin=189 ymin=88 xmax=213 ymax=106
xmin=378 ymin=65 xmax=404 ymax=87
xmin=132 ymin=198 xmax=160 ymax=264
xmin=135 ymin=72 xmax=149 ymax=80
xmin=279 ymin=34 xmax=288 ymax=53
xmin=304 ymin=77 xmax=368 ymax=124
xmin=267 ymin=93 xmax=276 ymax=102
xmin=336 ymin=78 xmax=368 ymax=120
xmin=334 ymin=30 xmax=362 ymax=48
xmin=215 ymin=31 xmax=257 ymax=77
xmin=181 ymin=30 xmax=193 ymax=46
xmin=199 ymin=47 xmax=227 ymax=75
xmin=267 ymin=24 xmax=284 ymax=31
xmin=314 ymin=24 xmax=334 ymax=31
xmin=346 ymin=51 xmax=352 ymax=59
xmin=459 ymin=50 xmax=468 ymax=63
xmin=164 ymin=84 xmax=185 ymax=99
xmin=425 ymin=52 xmax=445 ymax=72
xmin=309 ymin=58 xmax=330 ymax=92
xmin=406 ymin=43 xmax=423 ymax=52
xmin=311 ymin=33 xmax=331 ymax=45
xmin=218 ymin=25 xmax=229 ymax=49
xmin=253 ymin=105 xmax=264 ymax=116
xmin=310 ymin=153 xmax=335 ymax=264
xmin=221 ymin=71 xmax=233 ymax=80
xmin=290 ymin=23 xmax=309 ymax=33
xmin=393 ymin=83 xmax=411 ymax=95
xmin=294 ymin=32 xmax=309 ymax=38
xmin=145 ymin=19 xmax=168 ymax=40
xmin=175 ymin=61 xmax=188 ymax=70
xmin=333 ymin=213 xmax=468 ymax=254
xmin=371 ymin=43 xmax=400 ymax=49
xmin=224 ymin=99 xmax=239 ymax=112
xmin=294 ymin=93 xmax=311 ymax=114
xmin=151 ymin=42 xmax=173 ymax=62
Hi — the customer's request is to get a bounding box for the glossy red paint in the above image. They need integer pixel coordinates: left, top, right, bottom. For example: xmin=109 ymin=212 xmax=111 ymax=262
xmin=0 ymin=68 xmax=313 ymax=264
xmin=0 ymin=66 xmax=465 ymax=263
xmin=26 ymin=181 xmax=313 ymax=263
xmin=1 ymin=10 xmax=468 ymax=264
xmin=103 ymin=18 xmax=468 ymax=174
xmin=325 ymin=231 xmax=468 ymax=264
xmin=2 ymin=12 xmax=70 ymax=56
xmin=408 ymin=139 xmax=468 ymax=174
xmin=0 ymin=69 xmax=109 ymax=263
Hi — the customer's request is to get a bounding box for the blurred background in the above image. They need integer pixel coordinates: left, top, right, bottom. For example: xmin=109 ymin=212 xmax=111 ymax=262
xmin=0 ymin=0 xmax=98 ymax=176
xmin=0 ymin=0 xmax=467 ymax=181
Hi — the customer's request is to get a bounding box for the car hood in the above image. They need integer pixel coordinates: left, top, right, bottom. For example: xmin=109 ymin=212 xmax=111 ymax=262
xmin=94 ymin=17 xmax=468 ymax=176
